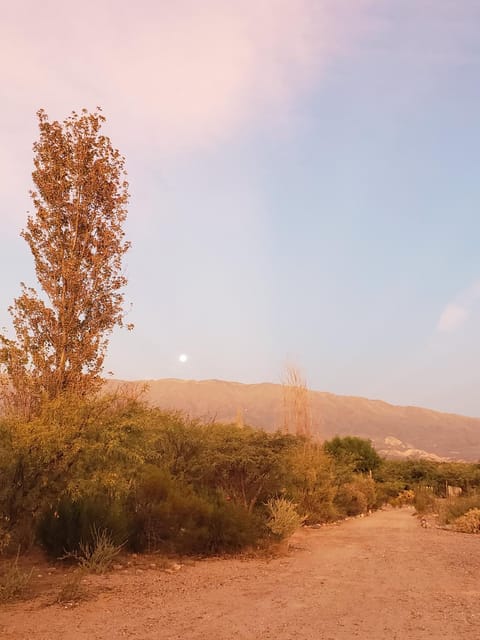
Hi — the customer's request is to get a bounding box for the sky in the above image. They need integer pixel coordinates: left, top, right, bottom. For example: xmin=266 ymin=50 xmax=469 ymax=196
xmin=1 ymin=1 xmax=480 ymax=416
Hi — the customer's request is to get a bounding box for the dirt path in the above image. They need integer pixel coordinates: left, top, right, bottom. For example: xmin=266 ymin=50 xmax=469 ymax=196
xmin=1 ymin=508 xmax=479 ymax=639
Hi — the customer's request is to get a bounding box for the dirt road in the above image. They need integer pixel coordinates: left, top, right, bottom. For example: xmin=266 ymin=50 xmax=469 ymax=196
xmin=1 ymin=508 xmax=479 ymax=639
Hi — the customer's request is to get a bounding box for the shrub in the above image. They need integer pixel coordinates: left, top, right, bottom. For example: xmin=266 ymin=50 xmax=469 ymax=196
xmin=265 ymin=498 xmax=303 ymax=539
xmin=63 ymin=526 xmax=123 ymax=573
xmin=390 ymin=489 xmax=415 ymax=508
xmin=56 ymin=570 xmax=87 ymax=604
xmin=374 ymin=481 xmax=407 ymax=507
xmin=37 ymin=495 xmax=130 ymax=558
xmin=335 ymin=476 xmax=376 ymax=516
xmin=413 ymin=487 xmax=436 ymax=514
xmin=324 ymin=436 xmax=381 ymax=473
xmin=130 ymin=466 xmax=262 ymax=554
xmin=438 ymin=493 xmax=480 ymax=525
xmin=453 ymin=508 xmax=480 ymax=534
xmin=287 ymin=443 xmax=339 ymax=524
xmin=195 ymin=499 xmax=264 ymax=554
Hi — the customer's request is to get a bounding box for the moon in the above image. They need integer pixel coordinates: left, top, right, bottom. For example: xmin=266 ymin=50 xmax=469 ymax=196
xmin=178 ymin=354 xmax=188 ymax=363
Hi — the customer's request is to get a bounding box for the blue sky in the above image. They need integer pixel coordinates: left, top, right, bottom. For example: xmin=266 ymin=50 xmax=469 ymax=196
xmin=1 ymin=1 xmax=480 ymax=414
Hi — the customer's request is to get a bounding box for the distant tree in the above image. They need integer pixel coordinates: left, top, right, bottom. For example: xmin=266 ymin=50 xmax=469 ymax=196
xmin=282 ymin=364 xmax=312 ymax=438
xmin=0 ymin=109 xmax=131 ymax=416
xmin=324 ymin=436 xmax=381 ymax=473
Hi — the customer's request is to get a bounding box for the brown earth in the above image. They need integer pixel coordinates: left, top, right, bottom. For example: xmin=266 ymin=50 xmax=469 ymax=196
xmin=110 ymin=378 xmax=480 ymax=461
xmin=1 ymin=508 xmax=479 ymax=639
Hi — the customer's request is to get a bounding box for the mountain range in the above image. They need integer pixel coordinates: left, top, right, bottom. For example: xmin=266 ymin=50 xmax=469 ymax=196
xmin=111 ymin=378 xmax=480 ymax=462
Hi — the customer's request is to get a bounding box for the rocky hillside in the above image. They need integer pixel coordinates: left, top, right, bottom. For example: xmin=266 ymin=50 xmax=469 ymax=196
xmin=111 ymin=378 xmax=480 ymax=462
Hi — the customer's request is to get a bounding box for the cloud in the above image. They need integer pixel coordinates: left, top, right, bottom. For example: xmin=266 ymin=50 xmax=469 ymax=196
xmin=437 ymin=304 xmax=469 ymax=333
xmin=0 ymin=1 xmax=375 ymax=153
xmin=436 ymin=281 xmax=480 ymax=333
xmin=0 ymin=0 xmax=377 ymax=229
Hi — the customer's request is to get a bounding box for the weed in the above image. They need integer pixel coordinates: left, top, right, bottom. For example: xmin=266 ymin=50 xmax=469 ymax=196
xmin=56 ymin=569 xmax=87 ymax=604
xmin=0 ymin=552 xmax=32 ymax=603
xmin=62 ymin=526 xmax=124 ymax=574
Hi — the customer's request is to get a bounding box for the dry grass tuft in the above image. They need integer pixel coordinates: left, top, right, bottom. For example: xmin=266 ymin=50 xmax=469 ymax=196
xmin=0 ymin=552 xmax=32 ymax=603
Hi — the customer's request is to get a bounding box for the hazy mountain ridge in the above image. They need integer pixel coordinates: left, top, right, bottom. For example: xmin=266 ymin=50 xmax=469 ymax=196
xmin=111 ymin=378 xmax=480 ymax=462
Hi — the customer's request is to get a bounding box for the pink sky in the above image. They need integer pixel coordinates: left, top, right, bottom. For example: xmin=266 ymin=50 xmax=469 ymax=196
xmin=1 ymin=1 xmax=376 ymax=224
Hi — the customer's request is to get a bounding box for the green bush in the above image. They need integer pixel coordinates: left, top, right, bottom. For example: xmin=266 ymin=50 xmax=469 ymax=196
xmin=324 ymin=436 xmax=381 ymax=473
xmin=197 ymin=499 xmax=264 ymax=554
xmin=37 ymin=495 xmax=130 ymax=557
xmin=130 ymin=466 xmax=262 ymax=554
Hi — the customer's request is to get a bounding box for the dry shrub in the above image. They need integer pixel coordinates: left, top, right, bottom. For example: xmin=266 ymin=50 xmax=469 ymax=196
xmin=453 ymin=508 xmax=480 ymax=534
xmin=56 ymin=569 xmax=87 ymax=604
xmin=438 ymin=493 xmax=480 ymax=525
xmin=266 ymin=498 xmax=304 ymax=539
xmin=414 ymin=487 xmax=436 ymax=514
xmin=335 ymin=476 xmax=377 ymax=516
xmin=390 ymin=489 xmax=415 ymax=508
xmin=63 ymin=526 xmax=123 ymax=574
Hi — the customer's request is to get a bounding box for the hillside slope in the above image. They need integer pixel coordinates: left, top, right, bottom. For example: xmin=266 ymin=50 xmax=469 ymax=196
xmin=112 ymin=379 xmax=480 ymax=461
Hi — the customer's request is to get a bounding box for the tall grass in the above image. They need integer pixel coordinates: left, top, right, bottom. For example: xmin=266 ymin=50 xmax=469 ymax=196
xmin=0 ymin=552 xmax=32 ymax=603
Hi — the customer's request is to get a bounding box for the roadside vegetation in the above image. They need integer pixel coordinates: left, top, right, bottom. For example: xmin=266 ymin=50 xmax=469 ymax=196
xmin=0 ymin=396 xmax=384 ymax=562
xmin=373 ymin=458 xmax=480 ymax=533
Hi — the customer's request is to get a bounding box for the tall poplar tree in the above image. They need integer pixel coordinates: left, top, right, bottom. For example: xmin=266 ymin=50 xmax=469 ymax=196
xmin=1 ymin=108 xmax=131 ymax=416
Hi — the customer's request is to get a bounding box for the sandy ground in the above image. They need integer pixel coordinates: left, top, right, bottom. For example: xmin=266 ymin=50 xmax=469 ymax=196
xmin=1 ymin=507 xmax=479 ymax=639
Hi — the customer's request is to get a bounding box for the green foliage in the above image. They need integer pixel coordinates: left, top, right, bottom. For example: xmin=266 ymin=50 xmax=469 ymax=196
xmin=184 ymin=424 xmax=297 ymax=512
xmin=265 ymin=498 xmax=304 ymax=539
xmin=374 ymin=459 xmax=480 ymax=496
xmin=130 ymin=465 xmax=262 ymax=555
xmin=324 ymin=436 xmax=381 ymax=473
xmin=1 ymin=393 xmax=150 ymax=545
xmin=16 ymin=389 xmax=480 ymax=557
xmin=37 ymin=495 xmax=130 ymax=558
xmin=453 ymin=508 xmax=480 ymax=534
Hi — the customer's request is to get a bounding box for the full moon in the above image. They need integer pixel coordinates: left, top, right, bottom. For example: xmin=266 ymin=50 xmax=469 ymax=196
xmin=178 ymin=354 xmax=188 ymax=363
